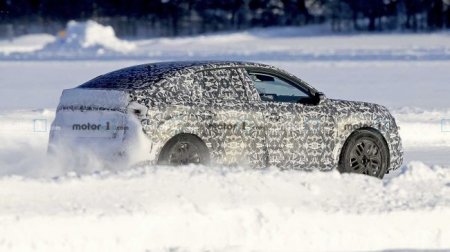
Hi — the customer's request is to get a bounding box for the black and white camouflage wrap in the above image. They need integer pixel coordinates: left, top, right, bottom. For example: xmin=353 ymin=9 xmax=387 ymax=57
xmin=77 ymin=61 xmax=403 ymax=172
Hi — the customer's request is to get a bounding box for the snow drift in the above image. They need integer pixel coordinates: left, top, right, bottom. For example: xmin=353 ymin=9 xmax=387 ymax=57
xmin=40 ymin=20 xmax=135 ymax=56
xmin=0 ymin=34 xmax=55 ymax=55
xmin=0 ymin=162 xmax=449 ymax=251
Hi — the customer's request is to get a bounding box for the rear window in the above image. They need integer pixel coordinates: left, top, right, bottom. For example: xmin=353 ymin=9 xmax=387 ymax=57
xmin=78 ymin=63 xmax=184 ymax=90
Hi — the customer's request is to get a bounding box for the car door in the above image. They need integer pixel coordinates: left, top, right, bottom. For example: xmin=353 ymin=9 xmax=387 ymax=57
xmin=193 ymin=67 xmax=266 ymax=168
xmin=245 ymin=69 xmax=337 ymax=170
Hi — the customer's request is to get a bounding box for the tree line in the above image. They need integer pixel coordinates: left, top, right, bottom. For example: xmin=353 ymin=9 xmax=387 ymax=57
xmin=1 ymin=0 xmax=449 ymax=37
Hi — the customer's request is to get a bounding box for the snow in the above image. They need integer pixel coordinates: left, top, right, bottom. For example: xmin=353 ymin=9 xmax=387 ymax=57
xmin=394 ymin=108 xmax=450 ymax=148
xmin=59 ymin=20 xmax=136 ymax=53
xmin=1 ymin=22 xmax=450 ymax=60
xmin=0 ymin=34 xmax=55 ymax=55
xmin=0 ymin=163 xmax=449 ymax=251
xmin=58 ymin=88 xmax=129 ymax=109
xmin=0 ymin=23 xmax=450 ymax=251
xmin=4 ymin=21 xmax=137 ymax=58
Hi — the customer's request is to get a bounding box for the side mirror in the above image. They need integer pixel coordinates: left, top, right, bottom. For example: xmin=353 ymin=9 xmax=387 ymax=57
xmin=315 ymin=92 xmax=326 ymax=104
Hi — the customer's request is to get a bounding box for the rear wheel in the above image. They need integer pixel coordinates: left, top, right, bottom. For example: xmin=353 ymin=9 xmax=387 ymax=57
xmin=158 ymin=134 xmax=210 ymax=166
xmin=338 ymin=129 xmax=389 ymax=179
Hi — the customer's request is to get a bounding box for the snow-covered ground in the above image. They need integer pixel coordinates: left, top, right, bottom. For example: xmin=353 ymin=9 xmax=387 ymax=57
xmin=1 ymin=21 xmax=450 ymax=61
xmin=1 ymin=163 xmax=450 ymax=251
xmin=0 ymin=22 xmax=449 ymax=251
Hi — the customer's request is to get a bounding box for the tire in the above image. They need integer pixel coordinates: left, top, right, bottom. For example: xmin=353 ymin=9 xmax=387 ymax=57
xmin=158 ymin=134 xmax=210 ymax=166
xmin=338 ymin=129 xmax=389 ymax=179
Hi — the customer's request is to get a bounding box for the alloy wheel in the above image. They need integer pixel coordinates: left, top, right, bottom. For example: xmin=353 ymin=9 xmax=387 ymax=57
xmin=349 ymin=139 xmax=382 ymax=176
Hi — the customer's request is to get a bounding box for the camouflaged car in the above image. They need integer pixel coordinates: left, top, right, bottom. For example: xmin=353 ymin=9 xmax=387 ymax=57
xmin=49 ymin=61 xmax=403 ymax=178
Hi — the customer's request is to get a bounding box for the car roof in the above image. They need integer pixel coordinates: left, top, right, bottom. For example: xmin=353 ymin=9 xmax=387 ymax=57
xmin=78 ymin=61 xmax=271 ymax=90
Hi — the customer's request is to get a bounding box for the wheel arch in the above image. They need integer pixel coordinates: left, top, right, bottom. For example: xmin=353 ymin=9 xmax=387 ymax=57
xmin=156 ymin=132 xmax=210 ymax=163
xmin=337 ymin=127 xmax=391 ymax=168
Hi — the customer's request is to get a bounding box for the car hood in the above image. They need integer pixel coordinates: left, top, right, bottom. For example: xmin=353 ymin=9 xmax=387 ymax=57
xmin=327 ymin=98 xmax=392 ymax=116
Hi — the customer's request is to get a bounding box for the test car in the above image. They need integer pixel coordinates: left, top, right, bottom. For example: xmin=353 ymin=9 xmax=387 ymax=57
xmin=48 ymin=61 xmax=403 ymax=178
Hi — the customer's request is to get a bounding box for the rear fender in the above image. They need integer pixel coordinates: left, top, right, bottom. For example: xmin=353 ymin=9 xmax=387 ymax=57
xmin=144 ymin=105 xmax=211 ymax=163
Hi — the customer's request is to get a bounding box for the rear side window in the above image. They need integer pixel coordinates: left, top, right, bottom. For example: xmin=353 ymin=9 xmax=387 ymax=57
xmin=196 ymin=68 xmax=247 ymax=101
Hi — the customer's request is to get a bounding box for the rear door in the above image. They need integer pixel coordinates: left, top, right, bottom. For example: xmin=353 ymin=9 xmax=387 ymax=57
xmin=194 ymin=68 xmax=266 ymax=168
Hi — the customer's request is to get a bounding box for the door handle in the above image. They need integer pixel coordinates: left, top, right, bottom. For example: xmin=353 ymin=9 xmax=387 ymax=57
xmin=266 ymin=113 xmax=280 ymax=121
xmin=204 ymin=110 xmax=216 ymax=119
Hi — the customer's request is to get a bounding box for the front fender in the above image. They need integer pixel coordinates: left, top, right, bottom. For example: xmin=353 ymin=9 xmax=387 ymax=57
xmin=330 ymin=100 xmax=403 ymax=171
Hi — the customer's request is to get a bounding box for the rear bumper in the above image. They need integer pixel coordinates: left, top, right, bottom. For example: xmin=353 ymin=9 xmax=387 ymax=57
xmin=48 ymin=111 xmax=151 ymax=167
xmin=48 ymin=88 xmax=153 ymax=167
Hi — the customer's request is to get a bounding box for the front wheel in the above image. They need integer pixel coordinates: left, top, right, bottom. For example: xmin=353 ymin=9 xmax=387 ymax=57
xmin=338 ymin=129 xmax=389 ymax=179
xmin=158 ymin=134 xmax=210 ymax=166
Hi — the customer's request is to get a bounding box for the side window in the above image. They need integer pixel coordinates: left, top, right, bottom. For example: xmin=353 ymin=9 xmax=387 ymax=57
xmin=197 ymin=68 xmax=247 ymax=101
xmin=249 ymin=72 xmax=312 ymax=103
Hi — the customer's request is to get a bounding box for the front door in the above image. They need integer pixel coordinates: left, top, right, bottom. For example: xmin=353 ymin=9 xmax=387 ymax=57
xmin=246 ymin=70 xmax=336 ymax=170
